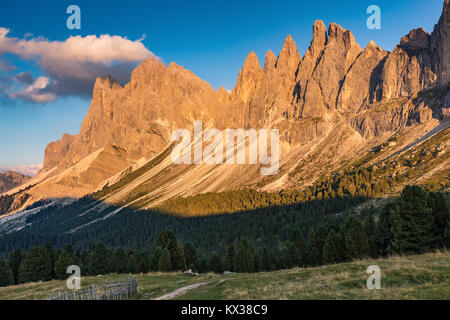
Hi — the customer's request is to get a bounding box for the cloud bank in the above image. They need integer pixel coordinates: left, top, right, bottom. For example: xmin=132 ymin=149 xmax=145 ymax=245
xmin=0 ymin=28 xmax=157 ymax=103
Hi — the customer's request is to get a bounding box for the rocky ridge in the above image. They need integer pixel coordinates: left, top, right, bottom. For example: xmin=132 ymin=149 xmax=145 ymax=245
xmin=3 ymin=0 xmax=449 ymax=214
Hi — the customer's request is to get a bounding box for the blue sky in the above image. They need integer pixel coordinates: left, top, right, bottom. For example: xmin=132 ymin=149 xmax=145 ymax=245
xmin=0 ymin=0 xmax=445 ymax=170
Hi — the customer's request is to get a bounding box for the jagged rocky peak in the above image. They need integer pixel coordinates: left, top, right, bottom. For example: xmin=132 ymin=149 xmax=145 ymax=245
xmin=264 ymin=50 xmax=277 ymax=73
xmin=129 ymin=57 xmax=167 ymax=89
xmin=399 ymin=28 xmax=430 ymax=50
xmin=311 ymin=20 xmax=327 ymax=55
xmin=94 ymin=75 xmax=121 ymax=89
xmin=327 ymin=22 xmax=358 ymax=48
xmin=242 ymin=51 xmax=262 ymax=72
xmin=276 ymin=35 xmax=301 ymax=76
xmin=234 ymin=51 xmax=263 ymax=102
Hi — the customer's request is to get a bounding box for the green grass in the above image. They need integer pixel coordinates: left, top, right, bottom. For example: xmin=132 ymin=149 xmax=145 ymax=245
xmin=1 ymin=251 xmax=449 ymax=300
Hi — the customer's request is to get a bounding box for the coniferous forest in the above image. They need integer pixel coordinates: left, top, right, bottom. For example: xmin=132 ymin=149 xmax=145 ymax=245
xmin=0 ymin=185 xmax=448 ymax=287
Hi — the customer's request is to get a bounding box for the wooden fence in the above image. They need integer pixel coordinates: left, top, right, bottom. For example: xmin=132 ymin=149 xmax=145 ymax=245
xmin=45 ymin=278 xmax=138 ymax=300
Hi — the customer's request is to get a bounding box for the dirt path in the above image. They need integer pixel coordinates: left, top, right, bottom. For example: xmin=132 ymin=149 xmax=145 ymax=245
xmin=153 ymin=281 xmax=211 ymax=300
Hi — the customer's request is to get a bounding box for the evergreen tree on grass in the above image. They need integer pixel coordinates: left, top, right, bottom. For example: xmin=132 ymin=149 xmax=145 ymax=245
xmin=374 ymin=202 xmax=395 ymax=257
xmin=308 ymin=231 xmax=321 ymax=266
xmin=259 ymin=247 xmax=274 ymax=272
xmin=364 ymin=215 xmax=378 ymax=258
xmin=234 ymin=238 xmax=254 ymax=273
xmin=150 ymin=247 xmax=163 ymax=271
xmin=322 ymin=230 xmax=340 ymax=264
xmin=113 ymin=248 xmax=128 ymax=274
xmin=427 ymin=191 xmax=449 ymax=247
xmin=390 ymin=186 xmax=436 ymax=254
xmin=224 ymin=243 xmax=237 ymax=272
xmin=87 ymin=243 xmax=111 ymax=275
xmin=183 ymin=242 xmax=198 ymax=271
xmin=137 ymin=254 xmax=149 ymax=274
xmin=172 ymin=242 xmax=187 ymax=271
xmin=291 ymin=228 xmax=307 ymax=266
xmin=444 ymin=216 xmax=450 ymax=248
xmin=345 ymin=217 xmax=369 ymax=260
xmin=127 ymin=255 xmax=138 ymax=274
xmin=208 ymin=252 xmax=223 ymax=274
xmin=0 ymin=257 xmax=14 ymax=287
xmin=158 ymin=249 xmax=172 ymax=272
xmin=45 ymin=243 xmax=56 ymax=279
xmin=54 ymin=250 xmax=73 ymax=280
xmin=8 ymin=249 xmax=22 ymax=285
xmin=18 ymin=246 xmax=52 ymax=283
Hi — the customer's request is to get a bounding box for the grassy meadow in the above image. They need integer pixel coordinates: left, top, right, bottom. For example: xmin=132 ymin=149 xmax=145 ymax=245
xmin=0 ymin=250 xmax=448 ymax=300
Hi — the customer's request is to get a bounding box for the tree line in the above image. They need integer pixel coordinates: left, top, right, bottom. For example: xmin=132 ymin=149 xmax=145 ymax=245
xmin=1 ymin=185 xmax=448 ymax=287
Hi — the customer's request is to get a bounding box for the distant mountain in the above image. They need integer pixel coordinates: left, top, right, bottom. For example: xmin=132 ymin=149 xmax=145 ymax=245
xmin=0 ymin=171 xmax=30 ymax=195
xmin=1 ymin=0 xmax=449 ymax=217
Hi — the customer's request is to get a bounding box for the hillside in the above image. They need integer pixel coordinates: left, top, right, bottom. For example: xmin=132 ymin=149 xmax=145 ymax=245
xmin=0 ymin=251 xmax=448 ymax=300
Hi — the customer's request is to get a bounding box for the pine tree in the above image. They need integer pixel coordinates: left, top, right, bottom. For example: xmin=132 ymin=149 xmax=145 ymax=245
xmin=224 ymin=243 xmax=237 ymax=272
xmin=113 ymin=248 xmax=128 ymax=274
xmin=155 ymin=230 xmax=184 ymax=271
xmin=127 ymin=255 xmax=138 ymax=274
xmin=390 ymin=186 xmax=436 ymax=254
xmin=291 ymin=228 xmax=307 ymax=266
xmin=45 ymin=243 xmax=56 ymax=279
xmin=322 ymin=230 xmax=340 ymax=264
xmin=364 ymin=216 xmax=376 ymax=239
xmin=259 ymin=248 xmax=274 ymax=272
xmin=345 ymin=218 xmax=369 ymax=260
xmin=8 ymin=249 xmax=22 ymax=285
xmin=183 ymin=242 xmax=198 ymax=270
xmin=444 ymin=217 xmax=450 ymax=248
xmin=374 ymin=202 xmax=395 ymax=257
xmin=63 ymin=244 xmax=73 ymax=257
xmin=284 ymin=242 xmax=298 ymax=268
xmin=0 ymin=257 xmax=14 ymax=287
xmin=87 ymin=243 xmax=111 ymax=275
xmin=18 ymin=246 xmax=52 ymax=283
xmin=137 ymin=255 xmax=149 ymax=274
xmin=156 ymin=230 xmax=178 ymax=253
xmin=364 ymin=216 xmax=378 ymax=258
xmin=427 ymin=191 xmax=449 ymax=247
xmin=54 ymin=250 xmax=73 ymax=280
xmin=158 ymin=249 xmax=172 ymax=272
xmin=208 ymin=252 xmax=224 ymax=273
xmin=234 ymin=238 xmax=254 ymax=273
xmin=172 ymin=242 xmax=187 ymax=271
xmin=307 ymin=231 xmax=321 ymax=266
xmin=150 ymin=247 xmax=164 ymax=271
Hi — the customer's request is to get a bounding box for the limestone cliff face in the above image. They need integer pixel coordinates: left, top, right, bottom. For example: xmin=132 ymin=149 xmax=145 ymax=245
xmin=376 ymin=28 xmax=437 ymax=100
xmin=432 ymin=0 xmax=450 ymax=85
xmin=375 ymin=0 xmax=450 ymax=99
xmin=336 ymin=41 xmax=387 ymax=113
xmin=43 ymin=133 xmax=76 ymax=170
xmin=48 ymin=59 xmax=226 ymax=174
xmin=36 ymin=0 xmax=449 ymax=203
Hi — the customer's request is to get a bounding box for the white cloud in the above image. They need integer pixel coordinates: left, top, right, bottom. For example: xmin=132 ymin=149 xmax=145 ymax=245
xmin=0 ymin=164 xmax=43 ymax=176
xmin=0 ymin=28 xmax=159 ymax=102
xmin=11 ymin=76 xmax=56 ymax=102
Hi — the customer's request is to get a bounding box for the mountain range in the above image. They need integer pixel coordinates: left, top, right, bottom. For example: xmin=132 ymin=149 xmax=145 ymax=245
xmin=0 ymin=171 xmax=29 ymax=195
xmin=1 ymin=0 xmax=449 ymax=220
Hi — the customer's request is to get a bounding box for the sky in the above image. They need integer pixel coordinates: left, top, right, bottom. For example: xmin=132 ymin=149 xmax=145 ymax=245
xmin=0 ymin=0 xmax=445 ymax=174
